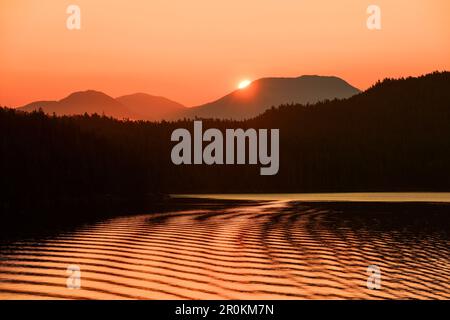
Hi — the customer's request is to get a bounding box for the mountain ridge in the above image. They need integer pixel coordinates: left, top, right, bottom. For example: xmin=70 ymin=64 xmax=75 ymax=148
xmin=19 ymin=90 xmax=186 ymax=120
xmin=181 ymin=75 xmax=360 ymax=120
xmin=18 ymin=75 xmax=360 ymax=121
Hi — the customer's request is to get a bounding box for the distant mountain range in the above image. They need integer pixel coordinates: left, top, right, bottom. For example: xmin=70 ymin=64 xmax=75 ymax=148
xmin=184 ymin=75 xmax=360 ymax=120
xmin=20 ymin=91 xmax=186 ymax=121
xmin=17 ymin=75 xmax=360 ymax=120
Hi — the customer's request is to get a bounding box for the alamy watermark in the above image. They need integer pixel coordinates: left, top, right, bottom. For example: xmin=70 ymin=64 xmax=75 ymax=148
xmin=171 ymin=121 xmax=279 ymax=176
xmin=66 ymin=264 xmax=81 ymax=289
xmin=367 ymin=5 xmax=382 ymax=30
xmin=66 ymin=4 xmax=81 ymax=30
xmin=65 ymin=4 xmax=381 ymax=32
xmin=366 ymin=265 xmax=382 ymax=290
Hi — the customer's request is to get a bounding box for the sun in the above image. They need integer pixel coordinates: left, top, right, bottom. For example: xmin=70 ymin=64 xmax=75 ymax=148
xmin=238 ymin=79 xmax=252 ymax=89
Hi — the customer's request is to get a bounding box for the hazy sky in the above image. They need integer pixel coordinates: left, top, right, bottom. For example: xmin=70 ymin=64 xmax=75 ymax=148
xmin=1 ymin=0 xmax=449 ymax=107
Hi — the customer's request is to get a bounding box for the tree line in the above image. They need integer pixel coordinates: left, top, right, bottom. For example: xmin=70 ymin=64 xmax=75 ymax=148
xmin=1 ymin=71 xmax=449 ymax=231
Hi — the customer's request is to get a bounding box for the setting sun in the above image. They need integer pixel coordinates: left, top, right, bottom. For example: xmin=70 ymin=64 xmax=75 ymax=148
xmin=238 ymin=80 xmax=252 ymax=90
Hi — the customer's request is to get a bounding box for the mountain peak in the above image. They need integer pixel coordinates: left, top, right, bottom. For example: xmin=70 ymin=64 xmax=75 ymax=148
xmin=18 ymin=90 xmax=186 ymax=121
xmin=67 ymin=89 xmax=105 ymax=96
xmin=116 ymin=93 xmax=185 ymax=121
xmin=184 ymin=75 xmax=360 ymax=120
xmin=119 ymin=92 xmax=158 ymax=98
xmin=61 ymin=90 xmax=117 ymax=103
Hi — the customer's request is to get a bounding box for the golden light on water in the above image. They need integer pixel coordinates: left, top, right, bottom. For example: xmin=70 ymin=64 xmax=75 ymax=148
xmin=1 ymin=199 xmax=449 ymax=299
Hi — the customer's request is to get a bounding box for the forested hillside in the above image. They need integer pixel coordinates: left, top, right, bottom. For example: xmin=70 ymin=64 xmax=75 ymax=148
xmin=1 ymin=72 xmax=449 ymax=225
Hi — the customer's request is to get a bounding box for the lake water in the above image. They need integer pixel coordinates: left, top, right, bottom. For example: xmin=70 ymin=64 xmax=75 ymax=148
xmin=0 ymin=194 xmax=449 ymax=299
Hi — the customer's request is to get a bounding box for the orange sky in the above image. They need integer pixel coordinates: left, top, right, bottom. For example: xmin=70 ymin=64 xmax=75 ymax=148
xmin=1 ymin=0 xmax=449 ymax=107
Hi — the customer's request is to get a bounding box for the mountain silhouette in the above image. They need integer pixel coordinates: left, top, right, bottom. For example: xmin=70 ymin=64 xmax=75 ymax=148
xmin=183 ymin=75 xmax=360 ymax=120
xmin=19 ymin=90 xmax=186 ymax=120
xmin=116 ymin=93 xmax=185 ymax=121
xmin=19 ymin=75 xmax=359 ymax=121
xmin=20 ymin=90 xmax=133 ymax=119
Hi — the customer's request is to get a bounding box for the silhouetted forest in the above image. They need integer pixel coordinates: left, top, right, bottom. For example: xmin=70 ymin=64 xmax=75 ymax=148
xmin=1 ymin=72 xmax=450 ymax=231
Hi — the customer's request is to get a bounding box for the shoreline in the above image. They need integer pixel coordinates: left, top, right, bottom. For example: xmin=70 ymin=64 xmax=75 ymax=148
xmin=171 ymin=192 xmax=450 ymax=203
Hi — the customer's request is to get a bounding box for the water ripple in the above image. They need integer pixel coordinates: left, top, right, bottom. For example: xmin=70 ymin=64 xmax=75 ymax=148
xmin=1 ymin=201 xmax=449 ymax=299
